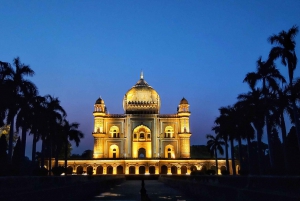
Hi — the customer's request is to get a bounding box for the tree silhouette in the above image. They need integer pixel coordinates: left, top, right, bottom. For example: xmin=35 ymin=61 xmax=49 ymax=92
xmin=206 ymin=134 xmax=224 ymax=174
xmin=244 ymin=56 xmax=285 ymax=169
xmin=3 ymin=57 xmax=36 ymax=162
xmin=0 ymin=134 xmax=8 ymax=175
xmin=11 ymin=137 xmax=22 ymax=175
xmin=269 ymin=25 xmax=300 ymax=153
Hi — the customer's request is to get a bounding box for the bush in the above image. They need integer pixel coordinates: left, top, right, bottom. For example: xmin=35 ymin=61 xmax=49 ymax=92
xmin=51 ymin=166 xmax=66 ymax=176
xmin=206 ymin=169 xmax=216 ymax=175
xmin=33 ymin=167 xmax=48 ymax=176
xmin=87 ymin=168 xmax=93 ymax=176
xmin=221 ymin=170 xmax=230 ymax=175
xmin=238 ymin=169 xmax=248 ymax=176
xmin=191 ymin=170 xmax=205 ymax=175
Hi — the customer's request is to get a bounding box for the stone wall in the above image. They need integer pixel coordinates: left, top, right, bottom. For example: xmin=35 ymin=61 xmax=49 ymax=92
xmin=0 ymin=175 xmax=125 ymax=201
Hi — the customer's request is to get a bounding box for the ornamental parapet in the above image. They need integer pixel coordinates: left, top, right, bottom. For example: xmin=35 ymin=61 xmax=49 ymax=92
xmin=92 ymin=133 xmax=106 ymax=138
xmin=178 ymin=133 xmax=192 ymax=138
xmin=158 ymin=114 xmax=178 ymax=118
xmin=177 ymin=112 xmax=191 ymax=117
xmin=106 ymin=114 xmax=126 ymax=118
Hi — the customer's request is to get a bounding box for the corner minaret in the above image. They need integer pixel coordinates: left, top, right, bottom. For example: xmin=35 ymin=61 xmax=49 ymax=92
xmin=177 ymin=97 xmax=191 ymax=158
xmin=93 ymin=97 xmax=107 ymax=158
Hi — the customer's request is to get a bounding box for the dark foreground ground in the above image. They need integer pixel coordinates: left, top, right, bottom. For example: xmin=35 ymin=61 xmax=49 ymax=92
xmin=86 ymin=179 xmax=196 ymax=201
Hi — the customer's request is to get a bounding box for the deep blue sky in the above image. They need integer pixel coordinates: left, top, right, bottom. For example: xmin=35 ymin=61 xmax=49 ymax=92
xmin=1 ymin=1 xmax=300 ymax=157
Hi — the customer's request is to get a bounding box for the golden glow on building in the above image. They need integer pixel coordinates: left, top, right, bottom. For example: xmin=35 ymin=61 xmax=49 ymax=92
xmin=56 ymin=73 xmax=236 ymax=175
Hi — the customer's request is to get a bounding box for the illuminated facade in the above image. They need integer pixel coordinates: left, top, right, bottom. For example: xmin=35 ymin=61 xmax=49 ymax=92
xmin=92 ymin=72 xmax=191 ymax=160
xmin=57 ymin=73 xmax=236 ymax=175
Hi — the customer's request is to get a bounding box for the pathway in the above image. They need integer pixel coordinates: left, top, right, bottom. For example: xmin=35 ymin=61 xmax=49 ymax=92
xmin=87 ymin=179 xmax=195 ymax=201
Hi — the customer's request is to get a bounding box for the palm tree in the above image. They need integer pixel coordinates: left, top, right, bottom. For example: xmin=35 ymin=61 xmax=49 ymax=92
xmin=4 ymin=57 xmax=36 ymax=162
xmin=206 ymin=134 xmax=224 ymax=175
xmin=61 ymin=120 xmax=84 ymax=173
xmin=28 ymin=95 xmax=47 ymax=167
xmin=271 ymin=85 xmax=294 ymax=173
xmin=233 ymin=102 xmax=256 ymax=174
xmin=237 ymin=89 xmax=265 ymax=174
xmin=43 ymin=95 xmax=66 ymax=174
xmin=15 ymin=85 xmax=38 ymax=175
xmin=212 ymin=123 xmax=229 ymax=173
xmin=268 ymin=25 xmax=300 ymax=152
xmin=244 ymin=57 xmax=286 ymax=168
xmin=213 ymin=105 xmax=240 ymax=175
xmin=0 ymin=61 xmax=13 ymax=127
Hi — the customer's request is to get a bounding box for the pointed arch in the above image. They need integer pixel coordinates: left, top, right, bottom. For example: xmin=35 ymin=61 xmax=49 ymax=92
xmin=164 ymin=126 xmax=174 ymax=138
xmin=109 ymin=144 xmax=119 ymax=158
xmin=133 ymin=125 xmax=151 ymax=141
xmin=109 ymin=126 xmax=120 ymax=138
xmin=165 ymin=144 xmax=175 ymax=158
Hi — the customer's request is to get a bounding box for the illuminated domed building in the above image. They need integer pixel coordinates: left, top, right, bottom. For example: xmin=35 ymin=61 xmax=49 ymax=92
xmin=58 ymin=73 xmax=235 ymax=175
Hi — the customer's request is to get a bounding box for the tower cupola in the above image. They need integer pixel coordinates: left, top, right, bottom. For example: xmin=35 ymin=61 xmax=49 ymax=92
xmin=177 ymin=97 xmax=190 ymax=113
xmin=94 ymin=97 xmax=106 ymax=113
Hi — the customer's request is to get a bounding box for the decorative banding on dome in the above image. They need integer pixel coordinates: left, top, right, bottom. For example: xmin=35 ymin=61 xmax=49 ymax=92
xmin=123 ymin=73 xmax=160 ymax=114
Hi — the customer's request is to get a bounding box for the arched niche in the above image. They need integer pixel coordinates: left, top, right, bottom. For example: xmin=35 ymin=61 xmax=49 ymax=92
xmin=109 ymin=144 xmax=120 ymax=158
xmin=164 ymin=126 xmax=174 ymax=138
xmin=109 ymin=126 xmax=120 ymax=138
xmin=164 ymin=144 xmax=175 ymax=159
xmin=133 ymin=125 xmax=151 ymax=142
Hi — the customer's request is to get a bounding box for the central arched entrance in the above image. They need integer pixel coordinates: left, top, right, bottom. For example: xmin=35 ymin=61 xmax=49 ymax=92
xmin=138 ymin=148 xmax=146 ymax=158
xmin=132 ymin=125 xmax=152 ymax=158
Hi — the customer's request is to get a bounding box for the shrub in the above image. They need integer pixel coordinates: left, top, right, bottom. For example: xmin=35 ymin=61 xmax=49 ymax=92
xmin=33 ymin=167 xmax=48 ymax=176
xmin=238 ymin=169 xmax=248 ymax=176
xmin=87 ymin=168 xmax=93 ymax=176
xmin=51 ymin=166 xmax=66 ymax=176
xmin=191 ymin=170 xmax=205 ymax=175
xmin=221 ymin=170 xmax=230 ymax=175
xmin=206 ymin=169 xmax=216 ymax=175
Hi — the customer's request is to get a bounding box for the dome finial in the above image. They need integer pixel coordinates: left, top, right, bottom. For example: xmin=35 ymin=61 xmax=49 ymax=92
xmin=140 ymin=70 xmax=144 ymax=79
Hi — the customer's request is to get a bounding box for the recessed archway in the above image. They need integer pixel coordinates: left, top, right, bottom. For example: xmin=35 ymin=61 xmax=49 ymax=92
xmin=181 ymin=166 xmax=187 ymax=175
xmin=67 ymin=166 xmax=73 ymax=174
xmin=87 ymin=166 xmax=93 ymax=175
xmin=161 ymin=165 xmax=167 ymax=174
xmin=190 ymin=165 xmax=197 ymax=172
xmin=165 ymin=144 xmax=175 ymax=158
xmin=107 ymin=166 xmax=113 ymax=174
xmin=109 ymin=126 xmax=120 ymax=138
xmin=138 ymin=148 xmax=146 ymax=158
xmin=133 ymin=125 xmax=151 ymax=142
xmin=96 ymin=166 xmax=103 ymax=174
xmin=171 ymin=166 xmax=177 ymax=174
xmin=221 ymin=165 xmax=227 ymax=173
xmin=109 ymin=144 xmax=119 ymax=158
xmin=149 ymin=166 xmax=155 ymax=174
xmin=129 ymin=166 xmax=135 ymax=174
xmin=76 ymin=166 xmax=83 ymax=175
xmin=139 ymin=166 xmax=146 ymax=174
xmin=117 ymin=165 xmax=123 ymax=174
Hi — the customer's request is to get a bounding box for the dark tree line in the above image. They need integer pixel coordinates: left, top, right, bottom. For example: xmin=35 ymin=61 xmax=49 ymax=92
xmin=207 ymin=25 xmax=300 ymax=175
xmin=0 ymin=57 xmax=84 ymax=176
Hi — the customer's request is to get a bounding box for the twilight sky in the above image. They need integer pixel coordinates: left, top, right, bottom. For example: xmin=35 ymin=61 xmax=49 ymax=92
xmin=1 ymin=0 xmax=300 ymax=158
